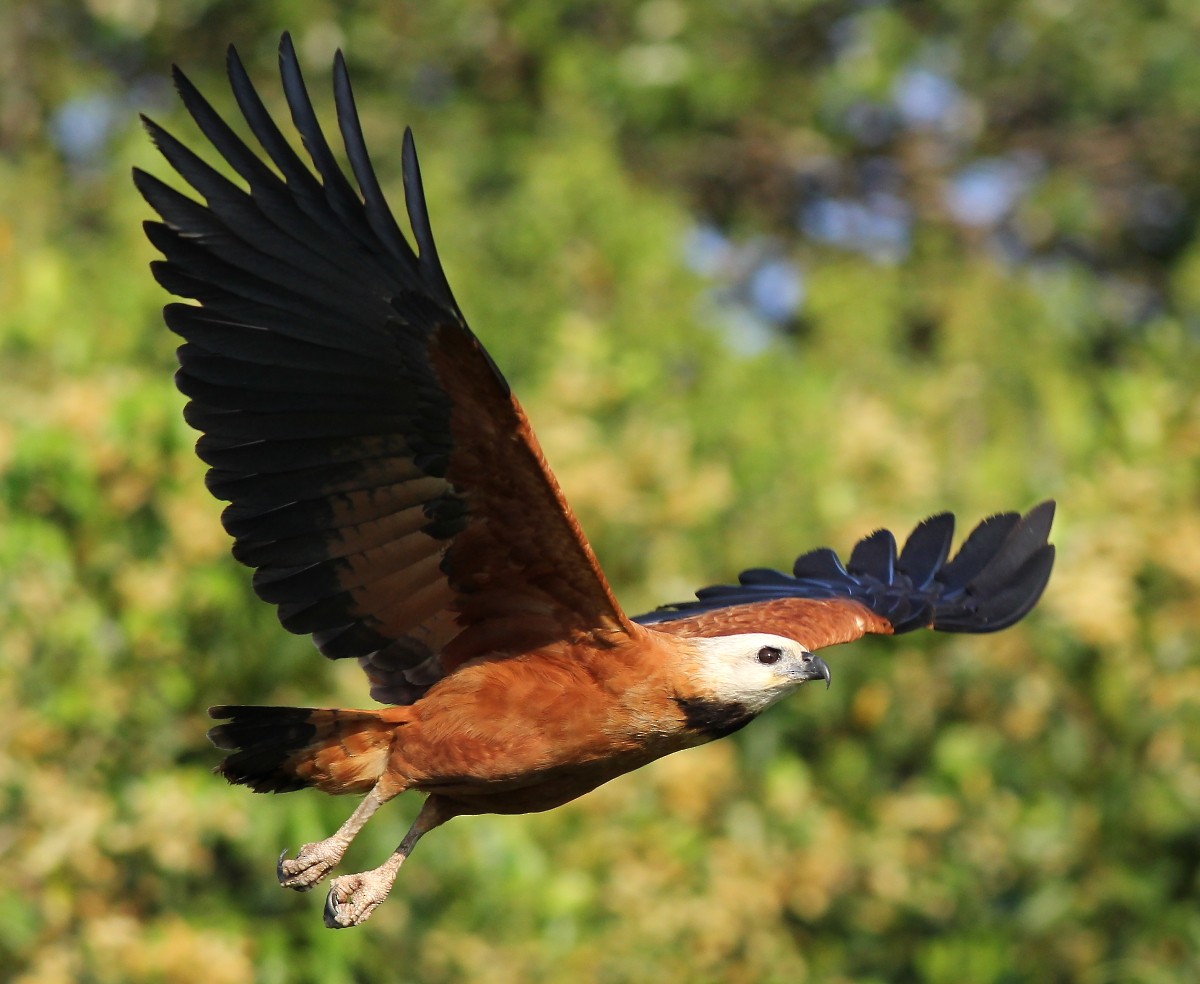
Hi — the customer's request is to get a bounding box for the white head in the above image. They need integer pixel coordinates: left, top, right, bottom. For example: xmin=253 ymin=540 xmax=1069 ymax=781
xmin=686 ymin=632 xmax=831 ymax=715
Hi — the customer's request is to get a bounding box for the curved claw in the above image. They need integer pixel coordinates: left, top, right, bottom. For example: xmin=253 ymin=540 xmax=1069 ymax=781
xmin=323 ymin=886 xmax=345 ymax=929
xmin=277 ymin=849 xmax=290 ymax=882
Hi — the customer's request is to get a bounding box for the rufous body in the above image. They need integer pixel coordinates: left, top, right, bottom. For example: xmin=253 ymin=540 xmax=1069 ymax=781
xmin=291 ymin=631 xmax=730 ymax=816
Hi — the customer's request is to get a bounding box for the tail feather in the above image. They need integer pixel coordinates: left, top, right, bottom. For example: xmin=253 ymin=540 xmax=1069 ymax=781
xmin=208 ymin=705 xmax=404 ymax=794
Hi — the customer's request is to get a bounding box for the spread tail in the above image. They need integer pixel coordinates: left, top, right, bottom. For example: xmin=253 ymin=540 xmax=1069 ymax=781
xmin=208 ymin=705 xmax=405 ymax=794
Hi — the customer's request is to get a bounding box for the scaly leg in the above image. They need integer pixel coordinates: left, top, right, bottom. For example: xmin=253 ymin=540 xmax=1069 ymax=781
xmin=323 ymin=795 xmax=451 ymax=929
xmin=277 ymin=784 xmax=396 ymax=891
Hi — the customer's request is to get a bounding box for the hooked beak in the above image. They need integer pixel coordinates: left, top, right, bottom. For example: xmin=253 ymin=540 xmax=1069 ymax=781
xmin=789 ymin=652 xmax=832 ymax=689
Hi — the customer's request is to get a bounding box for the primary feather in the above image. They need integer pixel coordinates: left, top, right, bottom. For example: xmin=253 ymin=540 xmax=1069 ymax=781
xmin=636 ymin=502 xmax=1055 ymax=639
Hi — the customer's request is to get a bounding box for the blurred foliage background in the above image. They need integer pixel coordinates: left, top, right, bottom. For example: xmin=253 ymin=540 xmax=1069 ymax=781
xmin=2 ymin=1 xmax=1199 ymax=981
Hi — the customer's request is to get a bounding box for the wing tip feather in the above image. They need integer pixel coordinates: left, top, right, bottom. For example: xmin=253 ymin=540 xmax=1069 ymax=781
xmin=635 ymin=500 xmax=1056 ymax=638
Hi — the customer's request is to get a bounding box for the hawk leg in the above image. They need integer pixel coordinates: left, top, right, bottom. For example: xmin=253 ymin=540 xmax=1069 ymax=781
xmin=323 ymin=795 xmax=451 ymax=928
xmin=277 ymin=784 xmax=393 ymax=891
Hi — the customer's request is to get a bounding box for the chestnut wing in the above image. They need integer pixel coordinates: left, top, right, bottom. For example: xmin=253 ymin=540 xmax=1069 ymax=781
xmin=638 ymin=502 xmax=1055 ymax=650
xmin=136 ymin=36 xmax=633 ymax=704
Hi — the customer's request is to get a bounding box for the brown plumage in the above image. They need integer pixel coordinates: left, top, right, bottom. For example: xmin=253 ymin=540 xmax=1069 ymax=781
xmin=135 ymin=35 xmax=1056 ymax=928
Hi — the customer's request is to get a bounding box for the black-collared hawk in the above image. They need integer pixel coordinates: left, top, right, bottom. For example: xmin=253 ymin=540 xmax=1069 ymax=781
xmin=134 ymin=35 xmax=1056 ymax=929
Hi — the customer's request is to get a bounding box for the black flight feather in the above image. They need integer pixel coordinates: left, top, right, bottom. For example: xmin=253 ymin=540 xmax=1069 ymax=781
xmin=636 ymin=502 xmax=1056 ymax=635
xmin=139 ymin=28 xmax=470 ymax=663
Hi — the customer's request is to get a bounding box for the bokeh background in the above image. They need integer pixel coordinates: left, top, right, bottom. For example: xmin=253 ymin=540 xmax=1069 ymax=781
xmin=3 ymin=1 xmax=1199 ymax=981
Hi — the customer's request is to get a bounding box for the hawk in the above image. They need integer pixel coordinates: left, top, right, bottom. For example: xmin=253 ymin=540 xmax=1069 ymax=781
xmin=134 ymin=35 xmax=1055 ymax=928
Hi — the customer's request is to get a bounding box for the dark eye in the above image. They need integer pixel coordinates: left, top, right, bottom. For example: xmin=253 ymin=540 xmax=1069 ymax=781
xmin=756 ymin=645 xmax=783 ymax=665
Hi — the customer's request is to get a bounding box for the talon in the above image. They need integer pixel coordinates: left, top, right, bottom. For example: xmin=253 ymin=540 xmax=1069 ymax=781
xmin=277 ymin=849 xmax=290 ymax=881
xmin=323 ymin=885 xmax=345 ymax=929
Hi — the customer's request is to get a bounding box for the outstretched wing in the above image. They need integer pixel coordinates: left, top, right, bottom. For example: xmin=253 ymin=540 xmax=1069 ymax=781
xmin=135 ymin=35 xmax=637 ymax=705
xmin=637 ymin=502 xmax=1055 ymax=651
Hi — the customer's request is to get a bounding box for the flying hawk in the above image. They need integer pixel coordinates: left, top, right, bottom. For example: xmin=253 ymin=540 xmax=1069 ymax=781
xmin=134 ymin=34 xmax=1055 ymax=928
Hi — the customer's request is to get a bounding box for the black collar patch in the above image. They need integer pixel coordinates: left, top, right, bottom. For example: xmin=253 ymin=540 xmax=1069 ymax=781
xmin=674 ymin=696 xmax=757 ymax=740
